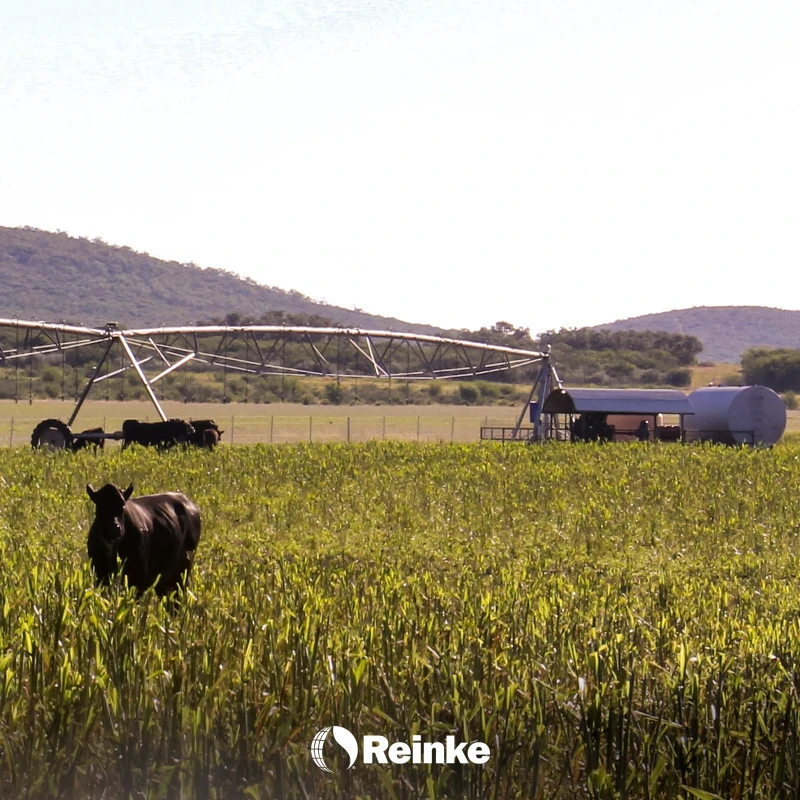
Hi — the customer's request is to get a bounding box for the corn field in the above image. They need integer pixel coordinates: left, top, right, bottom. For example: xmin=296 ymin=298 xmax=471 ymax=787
xmin=2 ymin=442 xmax=800 ymax=798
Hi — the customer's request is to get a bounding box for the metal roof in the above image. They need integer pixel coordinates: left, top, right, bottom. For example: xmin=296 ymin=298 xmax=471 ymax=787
xmin=542 ymin=388 xmax=694 ymax=415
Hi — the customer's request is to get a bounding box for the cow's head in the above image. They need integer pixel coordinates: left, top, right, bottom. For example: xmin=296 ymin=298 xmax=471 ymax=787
xmin=86 ymin=482 xmax=134 ymax=585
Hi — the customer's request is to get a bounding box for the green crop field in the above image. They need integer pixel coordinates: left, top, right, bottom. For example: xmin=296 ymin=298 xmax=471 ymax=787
xmin=3 ymin=442 xmax=800 ymax=798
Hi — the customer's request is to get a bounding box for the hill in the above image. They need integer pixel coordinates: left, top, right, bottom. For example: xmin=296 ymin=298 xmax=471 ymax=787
xmin=596 ymin=306 xmax=800 ymax=364
xmin=0 ymin=226 xmax=442 ymax=333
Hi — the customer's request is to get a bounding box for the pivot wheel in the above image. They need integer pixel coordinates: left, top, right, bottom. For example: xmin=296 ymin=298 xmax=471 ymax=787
xmin=31 ymin=419 xmax=73 ymax=450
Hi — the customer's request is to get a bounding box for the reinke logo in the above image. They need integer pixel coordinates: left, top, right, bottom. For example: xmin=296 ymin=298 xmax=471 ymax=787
xmin=310 ymin=726 xmax=490 ymax=771
xmin=311 ymin=726 xmax=359 ymax=773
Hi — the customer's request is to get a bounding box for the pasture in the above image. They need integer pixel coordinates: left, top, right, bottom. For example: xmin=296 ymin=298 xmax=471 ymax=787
xmin=2 ymin=399 xmax=800 ymax=447
xmin=2 ymin=442 xmax=800 ymax=797
xmin=0 ymin=400 xmax=524 ymax=446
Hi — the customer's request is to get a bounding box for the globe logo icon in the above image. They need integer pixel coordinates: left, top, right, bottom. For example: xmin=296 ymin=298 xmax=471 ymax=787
xmin=310 ymin=726 xmax=359 ymax=772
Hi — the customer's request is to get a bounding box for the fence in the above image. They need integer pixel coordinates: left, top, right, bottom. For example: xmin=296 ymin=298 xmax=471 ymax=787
xmin=480 ymin=426 xmax=537 ymax=442
xmin=0 ymin=414 xmax=521 ymax=448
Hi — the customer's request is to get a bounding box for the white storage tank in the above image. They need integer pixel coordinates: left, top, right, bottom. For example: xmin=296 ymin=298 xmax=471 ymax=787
xmin=684 ymin=386 xmax=786 ymax=446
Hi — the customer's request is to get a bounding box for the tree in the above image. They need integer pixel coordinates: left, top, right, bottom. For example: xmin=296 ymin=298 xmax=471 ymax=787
xmin=741 ymin=348 xmax=800 ymax=392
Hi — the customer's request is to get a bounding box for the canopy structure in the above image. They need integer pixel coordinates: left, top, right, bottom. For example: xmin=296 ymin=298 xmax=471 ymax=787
xmin=539 ymin=387 xmax=694 ymax=443
xmin=542 ymin=388 xmax=694 ymax=416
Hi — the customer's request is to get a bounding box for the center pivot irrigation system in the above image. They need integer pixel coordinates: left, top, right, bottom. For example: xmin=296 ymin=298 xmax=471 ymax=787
xmin=0 ymin=318 xmax=561 ymax=449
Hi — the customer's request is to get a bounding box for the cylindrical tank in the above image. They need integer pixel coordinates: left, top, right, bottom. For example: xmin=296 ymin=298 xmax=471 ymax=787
xmin=684 ymin=386 xmax=786 ymax=446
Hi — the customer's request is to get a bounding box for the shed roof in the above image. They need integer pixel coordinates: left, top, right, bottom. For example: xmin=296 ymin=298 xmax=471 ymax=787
xmin=542 ymin=388 xmax=694 ymax=415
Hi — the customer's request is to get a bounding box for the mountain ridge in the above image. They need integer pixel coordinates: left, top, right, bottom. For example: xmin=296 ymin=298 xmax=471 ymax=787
xmin=595 ymin=306 xmax=800 ymax=363
xmin=4 ymin=226 xmax=800 ymax=363
xmin=0 ymin=226 xmax=444 ymax=334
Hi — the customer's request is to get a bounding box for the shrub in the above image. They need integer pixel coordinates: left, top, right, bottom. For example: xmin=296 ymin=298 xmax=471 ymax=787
xmin=741 ymin=347 xmax=800 ymax=392
xmin=41 ymin=365 xmax=60 ymax=384
xmin=478 ymin=381 xmax=500 ymax=399
xmin=324 ymin=383 xmax=343 ymax=405
xmin=665 ymin=368 xmax=692 ymax=387
xmin=639 ymin=369 xmax=661 ymax=385
xmin=458 ymin=383 xmax=479 ymax=404
xmin=606 ymin=362 xmax=636 ymax=379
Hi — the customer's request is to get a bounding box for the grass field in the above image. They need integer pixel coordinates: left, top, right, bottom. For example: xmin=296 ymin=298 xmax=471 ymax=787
xmin=2 ymin=397 xmax=798 ymax=447
xmin=688 ymin=363 xmax=742 ymax=388
xmin=0 ymin=400 xmax=525 ymax=446
xmin=3 ymin=443 xmax=800 ymax=797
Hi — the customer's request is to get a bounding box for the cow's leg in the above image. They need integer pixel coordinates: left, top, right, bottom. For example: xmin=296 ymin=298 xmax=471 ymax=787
xmin=174 ymin=552 xmax=193 ymax=592
xmin=155 ymin=553 xmax=193 ymax=601
xmin=154 ymin=572 xmax=176 ymax=597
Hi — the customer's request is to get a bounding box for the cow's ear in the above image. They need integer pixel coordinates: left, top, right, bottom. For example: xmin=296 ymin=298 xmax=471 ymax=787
xmin=123 ymin=483 xmax=134 ymax=501
xmin=86 ymin=484 xmax=98 ymax=503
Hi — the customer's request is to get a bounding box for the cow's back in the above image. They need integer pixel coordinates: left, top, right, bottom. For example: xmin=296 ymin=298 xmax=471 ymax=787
xmin=123 ymin=492 xmax=201 ymax=592
xmin=129 ymin=492 xmax=200 ymax=540
xmin=165 ymin=492 xmax=201 ymax=551
xmin=122 ymin=420 xmax=194 ymax=449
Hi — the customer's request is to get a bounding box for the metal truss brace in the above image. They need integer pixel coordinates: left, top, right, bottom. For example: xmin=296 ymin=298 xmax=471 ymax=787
xmin=118 ymin=334 xmax=168 ymax=421
xmin=149 ymin=337 xmax=171 ymax=367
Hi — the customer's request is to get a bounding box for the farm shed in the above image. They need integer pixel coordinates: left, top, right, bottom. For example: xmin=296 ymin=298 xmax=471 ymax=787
xmin=541 ymin=388 xmax=694 ymax=442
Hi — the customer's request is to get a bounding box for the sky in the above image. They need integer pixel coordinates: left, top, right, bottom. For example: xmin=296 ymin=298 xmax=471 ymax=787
xmin=1 ymin=0 xmax=799 ymax=335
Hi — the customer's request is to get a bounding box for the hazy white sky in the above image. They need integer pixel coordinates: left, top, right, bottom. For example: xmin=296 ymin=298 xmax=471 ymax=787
xmin=2 ymin=0 xmax=799 ymax=334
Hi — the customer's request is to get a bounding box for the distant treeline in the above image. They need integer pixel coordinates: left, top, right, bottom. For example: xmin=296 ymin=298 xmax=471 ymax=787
xmin=539 ymin=327 xmax=702 ymax=387
xmin=408 ymin=322 xmax=702 ymax=388
xmin=460 ymin=323 xmax=702 ymax=388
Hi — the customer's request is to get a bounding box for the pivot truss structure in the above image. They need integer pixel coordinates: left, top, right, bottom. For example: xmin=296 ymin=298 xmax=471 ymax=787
xmin=0 ymin=319 xmax=558 ymax=436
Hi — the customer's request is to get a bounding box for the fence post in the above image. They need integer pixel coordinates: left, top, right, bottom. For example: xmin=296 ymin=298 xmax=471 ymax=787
xmin=270 ymin=415 xmax=274 ymax=443
xmin=451 ymin=416 xmax=455 ymax=441
xmin=382 ymin=416 xmax=386 ymax=440
xmin=9 ymin=418 xmax=13 ymax=447
xmin=309 ymin=416 xmax=312 ymax=443
xmin=347 ymin=417 xmax=350 ymax=442
xmin=231 ymin=416 xmax=235 ymax=444
xmin=417 ymin=416 xmax=420 ymax=441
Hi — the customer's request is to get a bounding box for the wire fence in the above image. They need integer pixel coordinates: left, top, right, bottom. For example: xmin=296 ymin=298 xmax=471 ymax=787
xmin=0 ymin=414 xmax=521 ymax=448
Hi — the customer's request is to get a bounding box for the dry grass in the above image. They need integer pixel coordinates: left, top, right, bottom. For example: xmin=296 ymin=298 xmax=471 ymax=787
xmin=3 ymin=399 xmax=797 ymax=443
xmin=689 ymin=363 xmax=742 ymax=388
xmin=0 ymin=400 xmax=524 ymax=446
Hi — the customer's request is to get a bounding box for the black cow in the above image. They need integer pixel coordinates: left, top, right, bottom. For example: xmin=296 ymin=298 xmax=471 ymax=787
xmin=71 ymin=427 xmax=105 ymax=452
xmin=86 ymin=483 xmax=201 ymax=596
xmin=122 ymin=419 xmax=195 ymax=449
xmin=187 ymin=419 xmax=223 ymax=449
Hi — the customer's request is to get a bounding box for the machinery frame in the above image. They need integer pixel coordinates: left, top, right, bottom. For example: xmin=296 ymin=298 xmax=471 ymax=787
xmin=0 ymin=318 xmax=559 ymax=446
